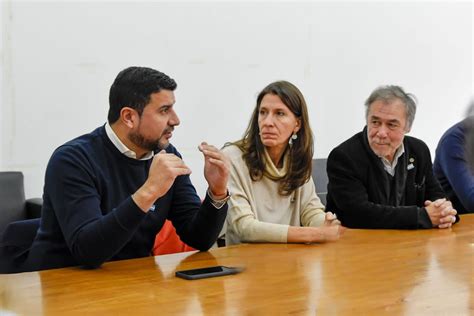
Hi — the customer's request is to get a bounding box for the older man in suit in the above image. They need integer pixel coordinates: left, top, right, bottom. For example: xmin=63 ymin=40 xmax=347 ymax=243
xmin=326 ymin=85 xmax=458 ymax=229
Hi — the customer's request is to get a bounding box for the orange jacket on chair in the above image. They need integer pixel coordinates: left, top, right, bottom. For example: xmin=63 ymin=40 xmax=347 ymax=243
xmin=152 ymin=220 xmax=195 ymax=255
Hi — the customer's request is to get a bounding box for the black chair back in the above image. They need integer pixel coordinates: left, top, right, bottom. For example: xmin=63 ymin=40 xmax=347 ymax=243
xmin=312 ymin=159 xmax=328 ymax=205
xmin=0 ymin=172 xmax=26 ymax=235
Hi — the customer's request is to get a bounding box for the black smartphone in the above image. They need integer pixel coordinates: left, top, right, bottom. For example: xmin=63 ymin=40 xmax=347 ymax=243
xmin=175 ymin=265 xmax=244 ymax=280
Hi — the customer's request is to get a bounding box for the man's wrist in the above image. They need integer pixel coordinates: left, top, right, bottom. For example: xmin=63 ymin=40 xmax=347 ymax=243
xmin=207 ymin=189 xmax=230 ymax=209
xmin=133 ymin=185 xmax=161 ymax=213
xmin=209 ymin=188 xmax=227 ymax=200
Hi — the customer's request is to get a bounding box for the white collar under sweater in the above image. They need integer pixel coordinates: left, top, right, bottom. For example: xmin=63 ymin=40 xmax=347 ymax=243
xmin=104 ymin=123 xmax=154 ymax=161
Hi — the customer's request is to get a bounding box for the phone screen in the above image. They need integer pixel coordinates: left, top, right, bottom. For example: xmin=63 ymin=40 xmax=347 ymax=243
xmin=179 ymin=266 xmax=224 ymax=275
xmin=175 ymin=265 xmax=244 ymax=280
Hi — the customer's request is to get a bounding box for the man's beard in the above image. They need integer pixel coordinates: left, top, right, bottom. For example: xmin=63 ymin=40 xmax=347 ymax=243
xmin=129 ymin=130 xmax=169 ymax=152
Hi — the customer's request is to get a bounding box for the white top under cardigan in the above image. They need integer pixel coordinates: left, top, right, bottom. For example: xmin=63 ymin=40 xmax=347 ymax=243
xmin=223 ymin=145 xmax=326 ymax=245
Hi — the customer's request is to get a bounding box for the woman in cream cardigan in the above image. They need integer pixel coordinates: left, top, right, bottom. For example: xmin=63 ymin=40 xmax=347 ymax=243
xmin=223 ymin=81 xmax=342 ymax=245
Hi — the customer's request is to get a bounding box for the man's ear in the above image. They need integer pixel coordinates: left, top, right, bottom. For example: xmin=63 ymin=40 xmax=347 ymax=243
xmin=404 ymin=122 xmax=411 ymax=134
xmin=120 ymin=107 xmax=138 ymax=129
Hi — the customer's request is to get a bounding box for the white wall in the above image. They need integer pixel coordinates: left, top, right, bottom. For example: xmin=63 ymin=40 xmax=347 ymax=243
xmin=0 ymin=1 xmax=472 ymax=198
xmin=0 ymin=2 xmax=4 ymax=169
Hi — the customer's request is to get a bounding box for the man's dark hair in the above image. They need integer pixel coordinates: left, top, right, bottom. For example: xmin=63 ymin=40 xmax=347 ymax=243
xmin=108 ymin=66 xmax=177 ymax=123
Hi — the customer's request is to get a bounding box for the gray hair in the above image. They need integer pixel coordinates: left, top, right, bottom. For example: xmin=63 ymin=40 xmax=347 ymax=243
xmin=364 ymin=85 xmax=417 ymax=131
xmin=464 ymin=98 xmax=474 ymax=169
xmin=465 ymin=98 xmax=474 ymax=117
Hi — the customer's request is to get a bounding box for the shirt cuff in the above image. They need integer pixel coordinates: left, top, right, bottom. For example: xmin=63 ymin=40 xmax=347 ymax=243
xmin=207 ymin=189 xmax=230 ymax=210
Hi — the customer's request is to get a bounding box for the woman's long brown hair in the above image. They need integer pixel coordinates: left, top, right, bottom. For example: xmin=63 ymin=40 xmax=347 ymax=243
xmin=229 ymin=81 xmax=314 ymax=196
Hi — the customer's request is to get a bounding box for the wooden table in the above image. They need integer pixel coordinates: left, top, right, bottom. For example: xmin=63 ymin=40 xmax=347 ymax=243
xmin=1 ymin=215 xmax=473 ymax=315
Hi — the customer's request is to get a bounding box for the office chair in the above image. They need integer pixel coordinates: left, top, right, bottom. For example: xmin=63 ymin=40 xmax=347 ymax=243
xmin=0 ymin=172 xmax=42 ymax=273
xmin=0 ymin=218 xmax=40 ymax=273
xmin=0 ymin=171 xmax=42 ymax=236
xmin=312 ymin=158 xmax=329 ymax=205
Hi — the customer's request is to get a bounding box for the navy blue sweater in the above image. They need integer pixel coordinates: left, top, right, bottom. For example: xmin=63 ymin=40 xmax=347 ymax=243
xmin=434 ymin=119 xmax=474 ymax=214
xmin=25 ymin=126 xmax=227 ymax=271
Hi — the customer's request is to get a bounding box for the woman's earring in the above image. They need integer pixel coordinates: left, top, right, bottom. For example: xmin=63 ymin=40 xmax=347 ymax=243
xmin=289 ymin=133 xmax=298 ymax=146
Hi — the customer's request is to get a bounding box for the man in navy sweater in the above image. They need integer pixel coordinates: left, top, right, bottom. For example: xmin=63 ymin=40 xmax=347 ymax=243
xmin=24 ymin=67 xmax=230 ymax=271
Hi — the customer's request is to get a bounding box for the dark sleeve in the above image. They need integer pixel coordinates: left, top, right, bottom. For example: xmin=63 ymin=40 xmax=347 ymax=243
xmin=47 ymin=148 xmax=146 ymax=268
xmin=327 ymin=147 xmax=422 ymax=229
xmin=436 ymin=133 xmax=474 ymax=211
xmin=423 ymin=146 xmax=447 ymax=202
xmin=417 ymin=208 xmax=433 ymax=228
xmin=421 ymin=144 xmax=461 ymax=224
xmin=167 ymin=173 xmax=227 ymax=251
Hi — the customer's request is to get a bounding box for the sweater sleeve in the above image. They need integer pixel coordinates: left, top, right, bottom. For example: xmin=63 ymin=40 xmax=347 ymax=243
xmin=167 ymin=172 xmax=227 ymax=251
xmin=299 ymin=178 xmax=326 ymax=227
xmin=46 ymin=147 xmax=147 ymax=268
xmin=327 ymin=146 xmax=421 ymax=229
xmin=225 ymin=149 xmax=289 ymax=244
xmin=436 ymin=132 xmax=474 ymax=211
xmin=227 ymin=183 xmax=289 ymax=243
